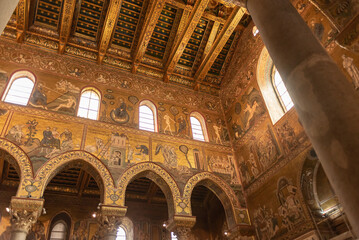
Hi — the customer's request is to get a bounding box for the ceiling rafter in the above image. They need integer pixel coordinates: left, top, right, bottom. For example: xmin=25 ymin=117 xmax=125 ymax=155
xmin=78 ymin=170 xmax=89 ymax=197
xmin=16 ymin=0 xmax=30 ymax=43
xmin=166 ymin=0 xmax=226 ymax=24
xmin=98 ymin=0 xmax=124 ymax=64
xmin=132 ymin=0 xmax=166 ymax=73
xmin=201 ymin=21 xmax=220 ymax=62
xmin=59 ymin=0 xmax=77 ymax=54
xmin=163 ymin=0 xmax=210 ymax=82
xmin=172 ymin=5 xmax=191 ymax=49
xmin=193 ymin=6 xmax=245 ymax=90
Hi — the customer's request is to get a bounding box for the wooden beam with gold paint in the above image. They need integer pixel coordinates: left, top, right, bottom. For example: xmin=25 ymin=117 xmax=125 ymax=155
xmin=202 ymin=12 xmax=226 ymax=24
xmin=16 ymin=0 xmax=30 ymax=43
xmin=172 ymin=5 xmax=191 ymax=51
xmin=132 ymin=0 xmax=166 ymax=73
xmin=166 ymin=0 xmax=226 ymax=24
xmin=97 ymin=0 xmax=124 ymax=64
xmin=193 ymin=7 xmax=245 ymax=89
xmin=164 ymin=0 xmax=210 ymax=82
xmin=202 ymin=21 xmax=220 ymax=61
xmin=59 ymin=0 xmax=77 ymax=54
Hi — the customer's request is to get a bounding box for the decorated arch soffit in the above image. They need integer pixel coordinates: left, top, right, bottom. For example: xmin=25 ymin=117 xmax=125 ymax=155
xmin=116 ymin=162 xmax=183 ymax=215
xmin=28 ymin=151 xmax=117 ymax=205
xmin=0 ymin=138 xmax=34 ymax=195
xmin=183 ymin=172 xmax=251 ymax=228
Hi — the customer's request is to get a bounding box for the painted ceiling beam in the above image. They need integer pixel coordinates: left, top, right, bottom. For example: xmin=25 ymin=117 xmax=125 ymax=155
xmin=16 ymin=0 xmax=30 ymax=43
xmin=163 ymin=0 xmax=210 ymax=82
xmin=132 ymin=0 xmax=166 ymax=73
xmin=172 ymin=5 xmax=191 ymax=52
xmin=166 ymin=0 xmax=226 ymax=24
xmin=201 ymin=21 xmax=220 ymax=61
xmin=193 ymin=6 xmax=245 ymax=90
xmin=59 ymin=0 xmax=77 ymax=54
xmin=97 ymin=0 xmax=124 ymax=64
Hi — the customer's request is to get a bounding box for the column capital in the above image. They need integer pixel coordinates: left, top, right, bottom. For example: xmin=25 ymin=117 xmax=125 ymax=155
xmin=9 ymin=197 xmax=44 ymax=234
xmin=166 ymin=215 xmax=196 ymax=240
xmin=97 ymin=205 xmax=128 ymax=238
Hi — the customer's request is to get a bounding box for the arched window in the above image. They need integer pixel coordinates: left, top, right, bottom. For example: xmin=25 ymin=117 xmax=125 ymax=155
xmin=257 ymin=47 xmax=294 ymax=124
xmin=77 ymin=88 xmax=101 ymax=120
xmin=190 ymin=112 xmax=208 ymax=142
xmin=116 ymin=226 xmax=126 ymax=240
xmin=49 ymin=222 xmax=67 ymax=240
xmin=2 ymin=71 xmax=35 ymax=106
xmin=272 ymin=67 xmax=294 ymax=112
xmin=139 ymin=100 xmax=157 ymax=132
xmin=48 ymin=212 xmax=71 ymax=240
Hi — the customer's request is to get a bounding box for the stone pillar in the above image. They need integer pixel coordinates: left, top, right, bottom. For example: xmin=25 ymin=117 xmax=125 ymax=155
xmin=9 ymin=197 xmax=44 ymax=240
xmin=166 ymin=215 xmax=196 ymax=240
xmin=97 ymin=205 xmax=127 ymax=240
xmin=231 ymin=0 xmax=359 ymax=236
xmin=0 ymin=0 xmax=19 ymax=34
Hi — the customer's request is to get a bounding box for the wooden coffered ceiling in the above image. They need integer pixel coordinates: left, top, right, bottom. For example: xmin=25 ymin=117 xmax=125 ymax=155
xmin=3 ymin=0 xmax=251 ymax=94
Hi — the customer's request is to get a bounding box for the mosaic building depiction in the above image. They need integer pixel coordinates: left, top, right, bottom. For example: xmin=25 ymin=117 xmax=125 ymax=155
xmin=0 ymin=0 xmax=358 ymax=239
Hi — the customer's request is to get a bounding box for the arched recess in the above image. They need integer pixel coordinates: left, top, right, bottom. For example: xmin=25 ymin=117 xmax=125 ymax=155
xmin=257 ymin=47 xmax=286 ymax=124
xmin=48 ymin=211 xmax=72 ymax=240
xmin=117 ymin=162 xmax=181 ymax=218
xmin=300 ymin=149 xmax=353 ymax=237
xmin=300 ymin=149 xmax=340 ymax=216
xmin=0 ymin=138 xmax=34 ymax=197
xmin=183 ymin=172 xmax=250 ymax=229
xmin=33 ymin=151 xmax=115 ymax=204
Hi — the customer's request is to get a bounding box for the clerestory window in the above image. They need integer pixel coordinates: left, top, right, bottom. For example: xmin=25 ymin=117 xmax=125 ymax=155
xmin=77 ymin=88 xmax=101 ymax=120
xmin=3 ymin=71 xmax=35 ymax=106
xmin=190 ymin=112 xmax=208 ymax=142
xmin=139 ymin=100 xmax=157 ymax=132
xmin=272 ymin=67 xmax=294 ymax=112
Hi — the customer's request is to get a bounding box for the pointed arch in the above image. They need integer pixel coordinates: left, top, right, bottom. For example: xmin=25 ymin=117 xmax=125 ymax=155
xmin=0 ymin=138 xmax=34 ymax=198
xmin=0 ymin=138 xmax=34 ymax=179
xmin=183 ymin=172 xmax=250 ymax=228
xmin=33 ymin=151 xmax=115 ymax=204
xmin=48 ymin=211 xmax=72 ymax=240
xmin=117 ymin=162 xmax=181 ymax=218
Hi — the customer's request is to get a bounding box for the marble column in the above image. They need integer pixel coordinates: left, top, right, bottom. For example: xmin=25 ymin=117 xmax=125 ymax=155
xmin=166 ymin=215 xmax=196 ymax=240
xmin=230 ymin=0 xmax=359 ymax=236
xmin=0 ymin=0 xmax=19 ymax=34
xmin=97 ymin=205 xmax=127 ymax=240
xmin=9 ymin=197 xmax=44 ymax=240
